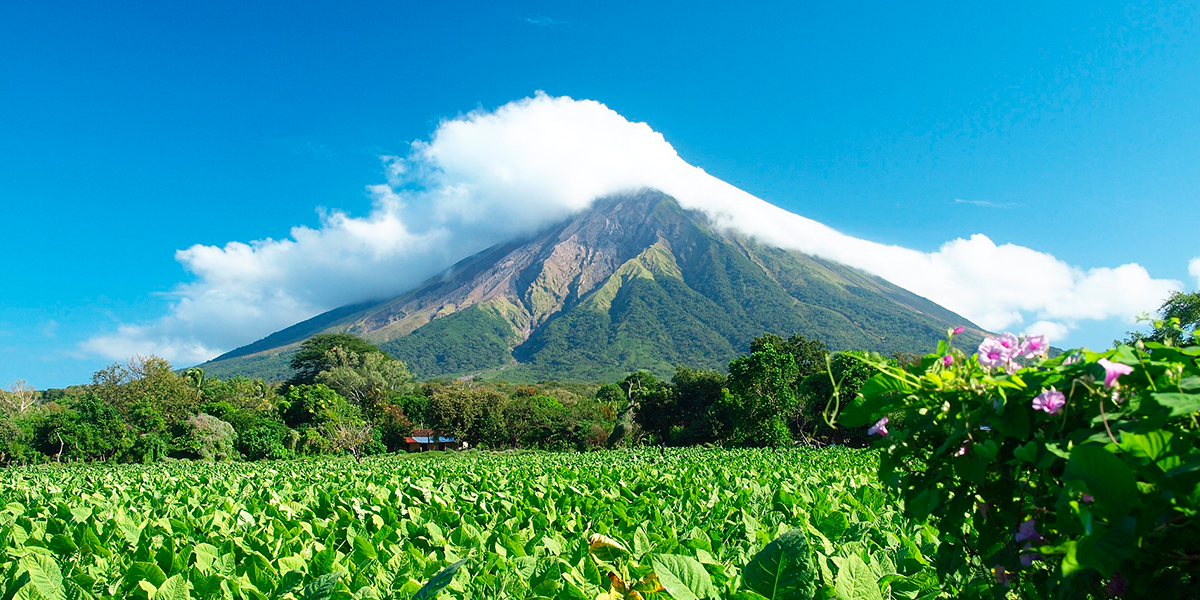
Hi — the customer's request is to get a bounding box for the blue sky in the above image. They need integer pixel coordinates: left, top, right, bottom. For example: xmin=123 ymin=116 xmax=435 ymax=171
xmin=2 ymin=1 xmax=1197 ymax=388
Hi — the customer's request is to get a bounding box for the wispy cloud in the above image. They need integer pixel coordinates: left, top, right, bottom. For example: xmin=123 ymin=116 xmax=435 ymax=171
xmin=524 ymin=16 xmax=568 ymax=27
xmin=82 ymin=94 xmax=1183 ymax=363
xmin=954 ymin=198 xmax=1022 ymax=209
xmin=40 ymin=320 xmax=58 ymax=338
xmin=1190 ymin=257 xmax=1200 ymax=288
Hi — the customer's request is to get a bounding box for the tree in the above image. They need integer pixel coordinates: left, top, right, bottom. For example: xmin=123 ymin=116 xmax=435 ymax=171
xmin=630 ymin=374 xmax=677 ymax=446
xmin=316 ymin=346 xmax=415 ymax=413
xmin=751 ymin=334 xmax=828 ymax=378
xmin=608 ymin=371 xmax=663 ymax=447
xmin=426 ymin=384 xmax=507 ymax=447
xmin=281 ymin=383 xmax=351 ymax=428
xmin=374 ymin=403 xmax=414 ymax=452
xmin=0 ymin=417 xmax=31 ymax=465
xmin=395 ymin=394 xmax=429 ymax=427
xmin=321 ymin=421 xmax=374 ymax=463
xmin=35 ymin=393 xmax=130 ymax=461
xmin=289 ymin=333 xmax=387 ymax=385
xmin=1124 ymin=290 xmax=1200 ymax=347
xmin=0 ymin=380 xmax=38 ymax=414
xmin=726 ymin=342 xmax=799 ymax=447
xmin=91 ymin=356 xmax=200 ymax=425
xmin=199 ymin=375 xmax=270 ymax=409
xmin=671 ymin=366 xmax=728 ymax=444
xmin=503 ymin=394 xmax=572 ymax=448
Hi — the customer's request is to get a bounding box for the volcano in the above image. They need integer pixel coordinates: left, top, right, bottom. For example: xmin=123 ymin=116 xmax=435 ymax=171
xmin=199 ymin=190 xmax=983 ymax=381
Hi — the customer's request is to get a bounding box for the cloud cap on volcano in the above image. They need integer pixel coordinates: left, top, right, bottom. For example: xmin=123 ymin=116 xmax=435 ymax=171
xmin=82 ymin=93 xmax=1184 ymax=362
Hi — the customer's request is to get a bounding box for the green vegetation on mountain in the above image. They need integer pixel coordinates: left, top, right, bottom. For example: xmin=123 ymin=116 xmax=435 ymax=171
xmin=381 ymin=303 xmax=519 ymax=377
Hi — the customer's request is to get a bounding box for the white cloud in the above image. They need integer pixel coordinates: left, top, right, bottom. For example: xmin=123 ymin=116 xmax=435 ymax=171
xmin=1025 ymin=320 xmax=1071 ymax=343
xmin=1190 ymin=257 xmax=1200 ymax=288
xmin=82 ymin=93 xmax=1184 ymax=363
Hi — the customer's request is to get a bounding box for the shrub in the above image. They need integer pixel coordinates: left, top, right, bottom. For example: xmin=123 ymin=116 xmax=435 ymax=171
xmin=373 ymin=402 xmax=414 ymax=452
xmin=0 ymin=416 xmax=34 ymax=465
xmin=175 ymin=414 xmax=237 ymax=461
xmin=838 ymin=328 xmax=1200 ymax=597
xmin=238 ymin=424 xmax=293 ymax=461
xmin=126 ymin=433 xmax=169 ymax=463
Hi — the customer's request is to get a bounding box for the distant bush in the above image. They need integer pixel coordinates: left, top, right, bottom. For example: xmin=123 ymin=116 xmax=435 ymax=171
xmin=238 ymin=424 xmax=292 ymax=461
xmin=176 ymin=414 xmax=237 ymax=461
xmin=127 ymin=433 xmax=169 ymax=464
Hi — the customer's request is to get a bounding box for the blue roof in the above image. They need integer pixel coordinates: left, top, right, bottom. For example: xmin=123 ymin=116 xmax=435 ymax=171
xmin=410 ymin=436 xmax=455 ymax=444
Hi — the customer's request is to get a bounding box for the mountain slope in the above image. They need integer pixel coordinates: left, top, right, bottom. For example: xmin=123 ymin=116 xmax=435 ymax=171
xmin=199 ymin=190 xmax=984 ymax=381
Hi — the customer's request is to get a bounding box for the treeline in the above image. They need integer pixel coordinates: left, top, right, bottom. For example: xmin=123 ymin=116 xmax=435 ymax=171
xmin=0 ymin=332 xmax=908 ymax=466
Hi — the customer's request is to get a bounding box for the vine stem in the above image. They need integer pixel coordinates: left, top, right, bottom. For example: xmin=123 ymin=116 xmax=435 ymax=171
xmin=1098 ymin=393 xmax=1119 ymax=447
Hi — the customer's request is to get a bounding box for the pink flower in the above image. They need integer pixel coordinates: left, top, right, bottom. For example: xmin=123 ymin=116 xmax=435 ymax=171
xmin=955 ymin=445 xmax=968 ymax=456
xmin=1081 ymin=493 xmax=1094 ymax=503
xmin=1098 ymin=358 xmax=1133 ymax=389
xmin=1032 ymin=387 xmax=1066 ymax=415
xmin=997 ymin=332 xmax=1020 ymax=351
xmin=977 ymin=338 xmax=1011 ymax=368
xmin=942 ymin=354 xmax=954 ymax=366
xmin=1018 ymin=335 xmax=1049 ymax=359
xmin=1015 ymin=519 xmax=1042 ymax=543
xmin=867 ymin=417 xmax=889 ymax=437
xmin=953 ymin=326 xmax=965 ymax=335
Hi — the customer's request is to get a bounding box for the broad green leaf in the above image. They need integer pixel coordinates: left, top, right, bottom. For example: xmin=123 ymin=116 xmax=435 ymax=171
xmin=63 ymin=579 xmax=95 ymax=600
xmin=48 ymin=534 xmax=77 ymax=555
xmin=649 ymin=554 xmax=718 ymax=600
xmin=127 ymin=562 xmax=168 ymax=588
xmin=1073 ymin=517 xmax=1135 ymax=577
xmin=817 ymin=512 xmax=849 ymax=543
xmin=352 ymin=535 xmax=377 ymax=562
xmin=1119 ymin=430 xmax=1172 ymax=466
xmin=1063 ymin=445 xmax=1139 ymax=519
xmin=742 ymin=528 xmax=818 ymax=600
xmin=193 ymin=543 xmax=219 ymax=574
xmin=632 ymin=527 xmax=652 ymax=559
xmin=839 ymin=375 xmax=914 ymax=427
xmin=834 ymin=555 xmax=882 ymax=600
xmin=20 ymin=554 xmax=65 ymax=600
xmin=413 ymin=558 xmax=468 ymax=600
xmin=300 ymin=573 xmax=341 ymax=600
xmin=154 ymin=575 xmax=191 ymax=600
xmin=588 ymin=533 xmax=629 ymax=562
xmin=1150 ymin=392 xmax=1200 ymax=417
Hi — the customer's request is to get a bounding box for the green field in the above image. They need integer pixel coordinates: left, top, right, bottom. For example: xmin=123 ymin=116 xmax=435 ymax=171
xmin=0 ymin=448 xmax=948 ymax=600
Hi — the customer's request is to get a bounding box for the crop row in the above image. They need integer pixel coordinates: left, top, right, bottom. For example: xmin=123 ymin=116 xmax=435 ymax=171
xmin=1 ymin=448 xmax=948 ymax=599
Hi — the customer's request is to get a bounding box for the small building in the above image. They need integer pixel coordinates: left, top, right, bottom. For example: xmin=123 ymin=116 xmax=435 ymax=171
xmin=404 ymin=429 xmax=462 ymax=452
